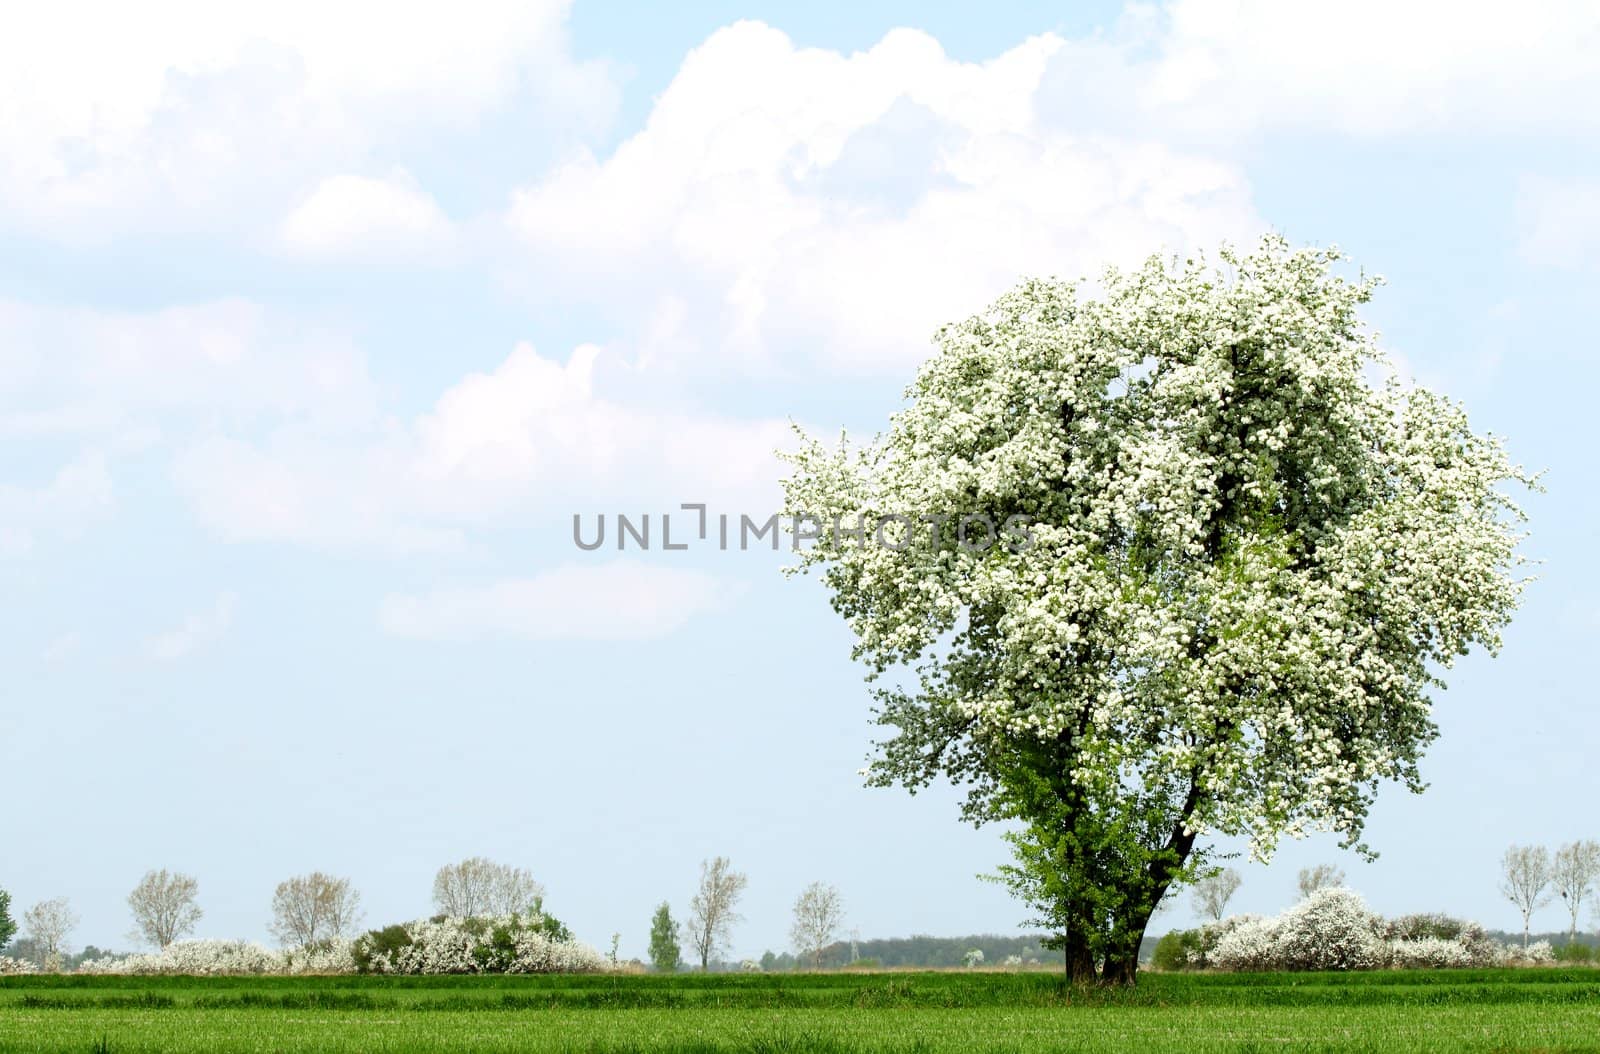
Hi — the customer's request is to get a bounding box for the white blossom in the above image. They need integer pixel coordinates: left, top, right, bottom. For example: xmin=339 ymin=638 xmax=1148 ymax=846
xmin=783 ymin=236 xmax=1534 ymax=872
xmin=77 ymin=939 xmax=351 ymax=976
xmin=356 ymin=915 xmax=611 ymax=975
xmin=1500 ymin=939 xmax=1556 ymax=966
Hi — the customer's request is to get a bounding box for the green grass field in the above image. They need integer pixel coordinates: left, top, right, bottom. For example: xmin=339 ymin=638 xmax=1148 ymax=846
xmin=3 ymin=970 xmax=1598 ymax=1053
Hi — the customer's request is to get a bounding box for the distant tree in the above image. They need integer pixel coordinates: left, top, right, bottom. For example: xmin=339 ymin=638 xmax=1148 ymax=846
xmin=1500 ymin=844 xmax=1554 ymax=949
xmin=0 ymin=888 xmax=15 ymax=951
xmin=647 ymin=902 xmax=681 ymax=973
xmin=1552 ymin=841 xmax=1600 ymax=944
xmin=22 ymin=898 xmax=78 ymax=970
xmin=1296 ymin=865 xmax=1346 ymax=900
xmin=1190 ymin=868 xmax=1243 ymax=922
xmin=432 ymin=858 xmax=544 ymax=918
xmin=270 ymin=872 xmax=363 ymax=949
xmin=127 ymin=870 xmax=202 ymax=949
xmin=789 ymin=882 xmax=845 ymax=969
xmin=685 ymin=856 xmax=747 ymax=970
xmin=4 ymin=938 xmax=43 ymax=964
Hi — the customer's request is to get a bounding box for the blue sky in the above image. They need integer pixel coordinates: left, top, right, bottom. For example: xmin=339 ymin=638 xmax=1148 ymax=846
xmin=4 ymin=1 xmax=1599 ymax=961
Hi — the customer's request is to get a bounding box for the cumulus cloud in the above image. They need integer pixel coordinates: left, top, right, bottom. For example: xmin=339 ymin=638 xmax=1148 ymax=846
xmin=502 ymin=6 xmax=1600 ymax=376
xmin=380 ymin=561 xmax=740 ymax=641
xmin=507 ymin=23 xmax=1263 ymax=374
xmin=0 ymin=0 xmax=615 ymax=238
xmin=145 ymin=592 xmax=238 ymax=661
xmin=171 ymin=342 xmax=793 ymax=554
xmin=279 ymin=171 xmax=454 ymax=259
xmin=1037 ymin=0 xmax=1600 ymax=140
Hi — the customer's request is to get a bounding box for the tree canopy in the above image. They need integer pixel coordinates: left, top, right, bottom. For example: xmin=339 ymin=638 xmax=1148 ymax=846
xmin=0 ymin=888 xmax=15 ymax=952
xmin=648 ymin=902 xmax=681 ymax=973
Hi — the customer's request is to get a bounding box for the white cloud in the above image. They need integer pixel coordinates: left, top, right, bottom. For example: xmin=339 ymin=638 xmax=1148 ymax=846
xmin=280 ymin=171 xmax=454 ymax=259
xmin=145 ymin=592 xmax=238 ymax=661
xmin=507 ymin=22 xmax=1263 ymax=374
xmin=1516 ymin=175 xmax=1600 ymax=269
xmin=502 ymin=7 xmax=1600 ymax=376
xmin=380 ymin=561 xmax=740 ymax=641
xmin=1038 ymin=0 xmax=1600 ymax=140
xmin=0 ymin=452 xmax=114 ymax=556
xmin=172 ymin=342 xmax=793 ymax=553
xmin=0 ymin=0 xmax=615 ymax=238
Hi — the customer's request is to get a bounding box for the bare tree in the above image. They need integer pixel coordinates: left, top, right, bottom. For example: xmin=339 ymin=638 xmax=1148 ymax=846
xmin=1552 ymin=840 xmax=1599 ymax=944
xmin=1190 ymin=868 xmax=1243 ymax=922
xmin=684 ymin=856 xmax=747 ymax=970
xmin=1500 ymin=844 xmax=1554 ymax=949
xmin=790 ymin=881 xmax=845 ymax=969
xmin=432 ymin=857 xmax=544 ymax=918
xmin=270 ymin=872 xmax=364 ymax=949
xmin=127 ymin=870 xmax=202 ymax=949
xmin=1296 ymin=864 xmax=1346 ymax=899
xmin=22 ymin=898 xmax=78 ymax=970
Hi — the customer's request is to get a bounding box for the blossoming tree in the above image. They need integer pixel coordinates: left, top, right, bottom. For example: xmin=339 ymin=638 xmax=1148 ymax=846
xmin=782 ymin=238 xmax=1533 ymax=984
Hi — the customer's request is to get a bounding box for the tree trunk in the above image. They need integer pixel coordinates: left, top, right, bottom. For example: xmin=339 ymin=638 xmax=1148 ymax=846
xmin=1100 ymin=952 xmax=1138 ymax=986
xmin=1063 ymin=928 xmax=1097 ymax=984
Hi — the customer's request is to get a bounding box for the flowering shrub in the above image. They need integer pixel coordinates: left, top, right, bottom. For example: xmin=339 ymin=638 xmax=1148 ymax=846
xmin=1275 ymin=890 xmax=1387 ymax=971
xmin=1388 ymin=937 xmax=1474 ymax=969
xmin=1165 ymin=914 xmax=1270 ymax=970
xmin=1501 ymin=940 xmax=1555 ymax=965
xmin=1197 ymin=891 xmax=1497 ymax=972
xmin=1210 ymin=916 xmax=1284 ymax=972
xmin=1385 ymin=915 xmax=1499 ymax=968
xmin=74 ymin=921 xmax=605 ymax=977
xmin=0 ymin=956 xmax=35 ymax=975
xmin=77 ymin=939 xmax=355 ymax=976
xmin=351 ymin=915 xmax=609 ymax=975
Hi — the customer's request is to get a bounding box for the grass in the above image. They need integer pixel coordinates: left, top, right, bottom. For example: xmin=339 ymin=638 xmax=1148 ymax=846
xmin=3 ymin=970 xmax=1599 ymax=1052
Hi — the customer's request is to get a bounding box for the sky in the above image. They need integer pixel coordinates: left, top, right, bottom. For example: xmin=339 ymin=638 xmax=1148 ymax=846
xmin=3 ymin=0 xmax=1599 ymax=962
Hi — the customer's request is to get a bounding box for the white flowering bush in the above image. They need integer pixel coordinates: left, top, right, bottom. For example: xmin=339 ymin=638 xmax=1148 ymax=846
xmin=74 ymin=920 xmax=606 ymax=976
xmin=1210 ymin=916 xmax=1284 ymax=972
xmin=352 ymin=915 xmax=609 ymax=975
xmin=1388 ymin=937 xmax=1474 ymax=969
xmin=1501 ymin=940 xmax=1555 ymax=966
xmin=1384 ymin=914 xmax=1499 ymax=968
xmin=0 ymin=956 xmax=36 ymax=975
xmin=282 ymin=941 xmax=358 ymax=974
xmin=1204 ymin=892 xmax=1497 ymax=972
xmin=77 ymin=939 xmax=355 ymax=976
xmin=1275 ymin=889 xmax=1387 ymax=971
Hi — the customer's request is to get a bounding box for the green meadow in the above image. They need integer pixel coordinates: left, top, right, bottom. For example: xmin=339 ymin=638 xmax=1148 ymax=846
xmin=4 ymin=969 xmax=1598 ymax=1053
